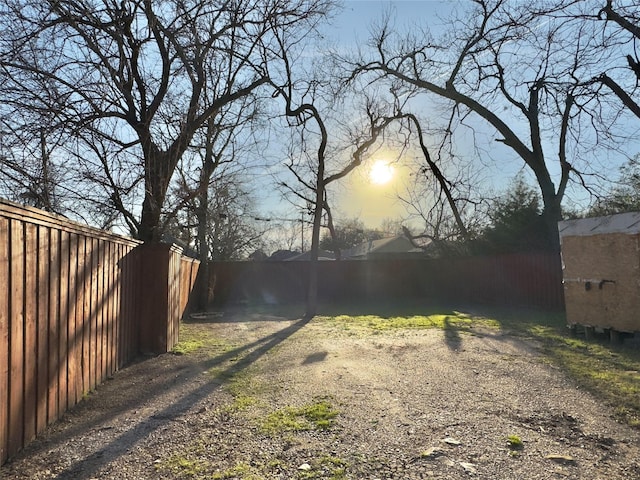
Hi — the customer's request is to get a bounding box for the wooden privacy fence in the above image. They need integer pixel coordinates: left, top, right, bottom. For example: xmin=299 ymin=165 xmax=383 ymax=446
xmin=0 ymin=200 xmax=199 ymax=465
xmin=209 ymin=252 xmax=564 ymax=311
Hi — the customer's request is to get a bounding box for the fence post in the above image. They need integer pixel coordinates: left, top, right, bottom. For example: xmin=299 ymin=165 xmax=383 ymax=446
xmin=136 ymin=243 xmax=183 ymax=354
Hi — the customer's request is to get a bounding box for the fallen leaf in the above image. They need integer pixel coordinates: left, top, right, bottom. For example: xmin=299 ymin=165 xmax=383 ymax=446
xmin=545 ymin=454 xmax=576 ymax=464
xmin=442 ymin=437 xmax=461 ymax=445
xmin=460 ymin=462 xmax=477 ymax=473
xmin=420 ymin=447 xmax=444 ymax=458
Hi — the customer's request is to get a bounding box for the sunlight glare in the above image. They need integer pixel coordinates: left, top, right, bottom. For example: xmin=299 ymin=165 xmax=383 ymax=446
xmin=369 ymin=160 xmax=394 ymax=185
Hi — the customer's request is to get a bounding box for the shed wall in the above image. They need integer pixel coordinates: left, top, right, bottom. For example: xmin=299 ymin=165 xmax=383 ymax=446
xmin=561 ymin=232 xmax=640 ymax=331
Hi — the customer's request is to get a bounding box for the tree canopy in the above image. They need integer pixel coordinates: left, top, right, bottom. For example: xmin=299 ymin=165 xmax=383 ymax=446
xmin=0 ymin=0 xmax=335 ymax=241
xmin=1 ymin=0 xmax=639 ymax=258
xmin=471 ymin=177 xmax=553 ymax=254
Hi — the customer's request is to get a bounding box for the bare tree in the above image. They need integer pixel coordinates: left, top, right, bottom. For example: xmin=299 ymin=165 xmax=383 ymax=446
xmin=348 ymin=0 xmax=633 ymax=250
xmin=270 ymin=14 xmax=408 ymax=315
xmin=273 ymin=82 xmax=399 ymax=314
xmin=0 ymin=124 xmax=62 ymax=213
xmin=162 ymin=93 xmax=265 ymax=309
xmin=596 ymin=0 xmax=640 ymax=118
xmin=0 ymin=0 xmax=334 ymax=241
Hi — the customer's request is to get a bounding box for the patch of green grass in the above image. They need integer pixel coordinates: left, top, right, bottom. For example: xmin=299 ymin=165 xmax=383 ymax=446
xmin=266 ymin=459 xmax=286 ymax=470
xmin=506 ymin=434 xmax=523 ymax=450
xmin=318 ymin=311 xmax=499 ymax=332
xmin=208 ymin=367 xmax=261 ymax=412
xmin=294 ymin=456 xmax=349 ymax=479
xmin=320 ymin=456 xmax=349 ymax=479
xmin=260 ymin=399 xmax=339 ymax=435
xmin=173 ymin=323 xmax=231 ymax=356
xmin=172 ymin=339 xmax=205 ymax=355
xmin=211 ymin=462 xmax=263 ymax=480
xmin=157 ymin=443 xmax=265 ymax=479
xmin=159 ymin=456 xmax=206 ymax=476
xmin=155 ymin=442 xmax=209 ymax=477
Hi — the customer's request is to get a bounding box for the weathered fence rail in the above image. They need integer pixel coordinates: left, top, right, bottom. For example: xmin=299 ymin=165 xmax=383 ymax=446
xmin=209 ymin=252 xmax=564 ymax=311
xmin=0 ymin=200 xmax=199 ymax=465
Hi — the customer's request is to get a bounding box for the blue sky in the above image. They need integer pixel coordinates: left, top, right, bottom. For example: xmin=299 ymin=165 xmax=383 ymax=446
xmin=262 ymin=1 xmax=488 ymax=231
xmin=257 ymin=0 xmax=639 ymax=243
xmin=265 ymin=0 xmax=528 ymax=231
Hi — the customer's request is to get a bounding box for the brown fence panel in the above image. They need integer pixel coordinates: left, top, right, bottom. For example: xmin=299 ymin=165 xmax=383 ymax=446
xmin=89 ymin=237 xmax=98 ymax=393
xmin=431 ymin=253 xmax=564 ymax=309
xmin=209 ymin=253 xmax=564 ymax=311
xmin=0 ymin=218 xmax=8 ymax=463
xmin=0 ymin=199 xmax=212 ymax=466
xmin=0 ymin=200 xmax=147 ymax=465
xmin=108 ymin=242 xmax=116 ymax=378
xmin=137 ymin=243 xmax=193 ymax=353
xmin=179 ymin=257 xmax=200 ymax=316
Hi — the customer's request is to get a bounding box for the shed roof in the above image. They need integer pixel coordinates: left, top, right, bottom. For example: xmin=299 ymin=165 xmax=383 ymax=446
xmin=558 ymin=211 xmax=640 ymax=238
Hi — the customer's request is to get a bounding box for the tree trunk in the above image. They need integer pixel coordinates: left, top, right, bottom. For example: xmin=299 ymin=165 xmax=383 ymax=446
xmin=541 ymin=194 xmax=562 ymax=253
xmin=306 ymin=186 xmax=323 ymax=319
xmin=138 ymin=195 xmax=163 ymax=243
xmin=138 ymin=150 xmax=174 ymax=243
xmin=195 ymin=183 xmax=210 ymax=310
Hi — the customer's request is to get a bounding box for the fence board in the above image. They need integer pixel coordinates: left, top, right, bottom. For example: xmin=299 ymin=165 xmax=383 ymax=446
xmin=9 ymin=220 xmax=24 ymax=457
xmin=80 ymin=236 xmax=90 ymax=396
xmin=89 ymin=237 xmax=98 ymax=392
xmin=132 ymin=249 xmax=141 ymax=356
xmin=119 ymin=246 xmax=128 ymax=368
xmin=36 ymin=227 xmax=49 ymax=434
xmin=107 ymin=243 xmax=115 ymax=377
xmin=73 ymin=235 xmax=84 ymax=403
xmin=0 ymin=219 xmax=9 ymax=464
xmin=47 ymin=228 xmax=59 ymax=426
xmin=23 ymin=223 xmax=37 ymax=444
xmin=98 ymin=240 xmax=106 ymax=382
xmin=112 ymin=244 xmax=121 ymax=371
xmin=58 ymin=231 xmax=69 ymax=417
xmin=103 ymin=240 xmax=110 ymax=379
xmin=126 ymin=247 xmax=139 ymax=363
xmin=117 ymin=244 xmax=126 ymax=369
xmin=67 ymin=233 xmax=79 ymax=406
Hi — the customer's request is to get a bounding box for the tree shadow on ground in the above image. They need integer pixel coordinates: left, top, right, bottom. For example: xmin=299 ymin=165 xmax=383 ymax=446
xmin=16 ymin=314 xmax=311 ymax=479
xmin=443 ymin=316 xmax=463 ymax=352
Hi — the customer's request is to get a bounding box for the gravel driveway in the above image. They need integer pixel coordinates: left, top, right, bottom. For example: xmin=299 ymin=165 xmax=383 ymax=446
xmin=1 ymin=309 xmax=639 ymax=479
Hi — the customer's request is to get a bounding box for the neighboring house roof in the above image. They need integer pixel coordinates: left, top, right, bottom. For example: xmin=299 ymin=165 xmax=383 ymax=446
xmin=268 ymin=236 xmax=431 ymax=262
xmin=284 ymin=250 xmax=336 ymax=261
xmin=558 ymin=212 xmax=640 ymax=238
xmin=343 ymin=235 xmax=425 ymax=259
xmin=268 ymin=249 xmax=300 ymax=261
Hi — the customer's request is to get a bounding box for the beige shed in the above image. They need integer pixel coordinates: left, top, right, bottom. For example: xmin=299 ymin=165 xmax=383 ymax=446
xmin=559 ymin=212 xmax=640 ymax=335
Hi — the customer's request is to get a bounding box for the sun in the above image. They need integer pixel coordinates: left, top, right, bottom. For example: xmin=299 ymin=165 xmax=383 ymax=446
xmin=369 ymin=160 xmax=394 ymax=185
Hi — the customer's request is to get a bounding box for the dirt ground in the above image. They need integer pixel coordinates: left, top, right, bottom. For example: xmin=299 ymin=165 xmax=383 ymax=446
xmin=2 ymin=308 xmax=640 ymax=479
